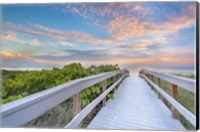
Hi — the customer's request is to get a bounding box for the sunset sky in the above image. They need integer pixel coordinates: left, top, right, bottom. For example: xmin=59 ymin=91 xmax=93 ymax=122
xmin=1 ymin=2 xmax=196 ymax=74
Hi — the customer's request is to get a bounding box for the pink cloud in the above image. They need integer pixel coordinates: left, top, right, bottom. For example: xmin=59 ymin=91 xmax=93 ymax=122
xmin=29 ymin=39 xmax=43 ymax=46
xmin=4 ymin=22 xmax=98 ymax=43
xmin=3 ymin=22 xmax=124 ymax=48
xmin=105 ymin=4 xmax=195 ymax=41
xmin=65 ymin=3 xmax=152 ymax=26
xmin=1 ymin=33 xmax=44 ymax=46
xmin=107 ymin=16 xmax=162 ymax=41
xmin=3 ymin=23 xmax=95 ymax=45
xmin=1 ymin=51 xmax=28 ymax=59
xmin=2 ymin=4 xmax=195 ymax=50
xmin=163 ymin=5 xmax=195 ymax=32
xmin=1 ymin=33 xmax=16 ymax=41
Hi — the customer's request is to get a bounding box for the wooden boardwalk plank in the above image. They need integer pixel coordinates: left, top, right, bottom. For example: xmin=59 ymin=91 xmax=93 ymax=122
xmin=87 ymin=76 xmax=185 ymax=130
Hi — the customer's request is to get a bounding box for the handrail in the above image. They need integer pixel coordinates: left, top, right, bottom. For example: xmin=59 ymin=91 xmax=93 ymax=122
xmin=139 ymin=69 xmax=196 ymax=127
xmin=1 ymin=69 xmax=129 ymax=127
xmin=140 ymin=69 xmax=196 ymax=93
xmin=65 ymin=74 xmax=126 ymax=128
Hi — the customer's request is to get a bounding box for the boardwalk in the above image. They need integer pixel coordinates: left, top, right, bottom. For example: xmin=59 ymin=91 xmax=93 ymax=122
xmin=2 ymin=69 xmax=195 ymax=129
xmin=87 ymin=76 xmax=185 ymax=130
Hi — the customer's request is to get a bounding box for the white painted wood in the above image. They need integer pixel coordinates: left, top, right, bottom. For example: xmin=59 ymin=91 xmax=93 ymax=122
xmin=1 ymin=69 xmax=128 ymax=127
xmin=142 ymin=75 xmax=196 ymax=127
xmin=65 ymin=75 xmax=126 ymax=128
xmin=141 ymin=69 xmax=196 ymax=93
xmin=88 ymin=76 xmax=185 ymax=130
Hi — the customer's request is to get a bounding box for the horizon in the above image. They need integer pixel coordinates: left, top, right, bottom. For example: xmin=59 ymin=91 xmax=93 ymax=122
xmin=0 ymin=62 xmax=196 ymax=76
xmin=1 ymin=2 xmax=197 ymax=75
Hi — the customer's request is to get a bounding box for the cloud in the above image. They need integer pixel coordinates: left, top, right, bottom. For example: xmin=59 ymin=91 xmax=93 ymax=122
xmin=1 ymin=3 xmax=196 ymax=72
xmin=2 ymin=37 xmax=192 ymax=69
xmin=3 ymin=22 xmax=93 ymax=42
xmin=118 ymin=39 xmax=166 ymax=52
xmin=61 ymin=2 xmax=196 ymax=55
xmin=1 ymin=57 xmax=48 ymax=69
xmin=134 ymin=40 xmax=155 ymax=49
xmin=1 ymin=51 xmax=28 ymax=59
xmin=3 ymin=3 xmax=195 ymax=49
xmin=105 ymin=12 xmax=166 ymax=41
xmin=151 ymin=44 xmax=195 ymax=58
xmin=50 ymin=56 xmax=194 ymax=70
xmin=120 ymin=63 xmax=195 ymax=75
xmin=0 ymin=52 xmax=66 ymax=69
xmin=1 ymin=33 xmax=27 ymax=44
xmin=3 ymin=22 xmax=47 ymax=38
xmin=31 ymin=47 xmax=194 ymax=67
xmin=29 ymin=39 xmax=43 ymax=46
xmin=3 ymin=22 xmax=105 ymax=46
xmin=3 ymin=22 xmax=124 ymax=48
xmin=1 ymin=33 xmax=44 ymax=46
xmin=1 ymin=33 xmax=16 ymax=41
xmin=34 ymin=23 xmax=96 ymax=42
xmin=64 ymin=3 xmax=152 ymax=26
xmin=105 ymin=4 xmax=195 ymax=41
xmin=59 ymin=41 xmax=76 ymax=47
xmin=1 ymin=47 xmax=194 ymax=71
xmin=162 ymin=4 xmax=195 ymax=32
xmin=105 ymin=56 xmax=194 ymax=66
xmin=32 ymin=49 xmax=150 ymax=62
xmin=1 ymin=32 xmax=60 ymax=47
xmin=62 ymin=3 xmax=163 ymax=42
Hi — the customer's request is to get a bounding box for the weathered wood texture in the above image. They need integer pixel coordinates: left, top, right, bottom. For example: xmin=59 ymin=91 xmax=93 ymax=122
xmin=171 ymin=84 xmax=178 ymax=118
xmin=102 ymin=80 xmax=107 ymax=106
xmin=157 ymin=78 xmax=161 ymax=98
xmin=73 ymin=93 xmax=81 ymax=117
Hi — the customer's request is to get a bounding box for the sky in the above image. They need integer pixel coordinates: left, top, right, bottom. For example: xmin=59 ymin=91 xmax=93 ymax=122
xmin=0 ymin=2 xmax=197 ymax=74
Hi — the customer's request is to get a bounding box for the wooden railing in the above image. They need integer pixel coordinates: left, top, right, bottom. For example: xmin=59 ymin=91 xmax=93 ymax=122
xmin=1 ymin=69 xmax=129 ymax=127
xmin=139 ymin=69 xmax=196 ymax=127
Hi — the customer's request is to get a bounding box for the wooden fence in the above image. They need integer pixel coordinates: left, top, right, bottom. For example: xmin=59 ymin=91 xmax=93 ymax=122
xmin=1 ymin=69 xmax=129 ymax=127
xmin=139 ymin=69 xmax=196 ymax=127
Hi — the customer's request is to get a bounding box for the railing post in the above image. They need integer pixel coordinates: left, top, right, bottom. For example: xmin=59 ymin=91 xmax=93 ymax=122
xmin=146 ymin=73 xmax=151 ymax=90
xmin=127 ymin=71 xmax=129 ymax=77
xmin=114 ymin=75 xmax=117 ymax=93
xmin=150 ymin=75 xmax=153 ymax=90
xmin=102 ymin=80 xmax=107 ymax=106
xmin=73 ymin=93 xmax=81 ymax=117
xmin=157 ymin=78 xmax=161 ymax=98
xmin=171 ymin=84 xmax=178 ymax=118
